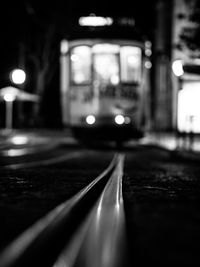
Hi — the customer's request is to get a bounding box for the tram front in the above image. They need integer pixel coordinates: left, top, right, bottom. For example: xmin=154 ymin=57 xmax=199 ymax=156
xmin=60 ymin=18 xmax=151 ymax=142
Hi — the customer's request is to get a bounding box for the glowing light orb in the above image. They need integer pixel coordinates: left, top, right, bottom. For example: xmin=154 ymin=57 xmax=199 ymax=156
xmin=172 ymin=60 xmax=184 ymax=77
xmin=115 ymin=115 xmax=125 ymax=125
xmin=11 ymin=69 xmax=26 ymax=84
xmin=3 ymin=94 xmax=16 ymax=102
xmin=86 ymin=115 xmax=96 ymax=125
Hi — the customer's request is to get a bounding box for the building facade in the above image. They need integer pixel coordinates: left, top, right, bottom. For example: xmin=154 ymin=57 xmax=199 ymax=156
xmin=171 ymin=0 xmax=200 ymax=133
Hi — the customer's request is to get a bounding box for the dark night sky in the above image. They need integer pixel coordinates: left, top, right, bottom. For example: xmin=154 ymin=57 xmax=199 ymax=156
xmin=0 ymin=0 xmax=157 ymax=78
xmin=0 ymin=0 xmax=158 ymax=73
xmin=0 ymin=0 xmax=157 ymax=40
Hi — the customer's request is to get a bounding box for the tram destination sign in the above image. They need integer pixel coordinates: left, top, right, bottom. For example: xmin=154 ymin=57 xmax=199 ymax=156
xmin=71 ymin=84 xmax=139 ymax=103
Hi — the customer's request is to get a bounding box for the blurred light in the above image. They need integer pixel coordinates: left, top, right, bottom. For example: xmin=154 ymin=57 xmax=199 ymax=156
xmin=86 ymin=115 xmax=96 ymax=125
xmin=74 ymin=73 xmax=85 ymax=83
xmin=11 ymin=135 xmax=29 ymax=145
xmin=60 ymin=40 xmax=69 ymax=54
xmin=145 ymin=49 xmax=152 ymax=57
xmin=10 ymin=69 xmax=26 ymax=84
xmin=5 ymin=149 xmax=28 ymax=157
xmin=118 ymin=17 xmax=135 ymax=27
xmin=74 ymin=46 xmax=91 ymax=54
xmin=71 ymin=54 xmax=79 ymax=61
xmin=3 ymin=93 xmax=16 ymax=102
xmin=145 ymin=61 xmax=152 ymax=69
xmin=193 ymin=58 xmax=200 ymax=65
xmin=79 ymin=15 xmax=113 ymax=26
xmin=115 ymin=115 xmax=125 ymax=125
xmin=128 ymin=56 xmax=138 ymax=66
xmin=93 ymin=44 xmax=119 ymax=53
xmin=145 ymin=41 xmax=152 ymax=48
xmin=125 ymin=116 xmax=131 ymax=124
xmin=111 ymin=75 xmax=119 ymax=85
xmin=172 ymin=60 xmax=184 ymax=76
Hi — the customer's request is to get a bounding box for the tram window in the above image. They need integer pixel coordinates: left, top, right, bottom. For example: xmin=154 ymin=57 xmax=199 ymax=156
xmin=94 ymin=54 xmax=119 ymax=85
xmin=93 ymin=44 xmax=120 ymax=54
xmin=71 ymin=46 xmax=91 ymax=84
xmin=93 ymin=44 xmax=120 ymax=85
xmin=120 ymin=46 xmax=142 ymax=83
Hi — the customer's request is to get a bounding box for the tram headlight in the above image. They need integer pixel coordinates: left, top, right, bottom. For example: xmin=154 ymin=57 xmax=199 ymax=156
xmin=115 ymin=115 xmax=125 ymax=125
xmin=86 ymin=115 xmax=96 ymax=125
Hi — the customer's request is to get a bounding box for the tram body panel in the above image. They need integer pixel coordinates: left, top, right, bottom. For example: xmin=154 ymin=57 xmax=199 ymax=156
xmin=69 ymin=85 xmax=97 ymax=124
xmin=69 ymin=83 xmax=141 ymax=125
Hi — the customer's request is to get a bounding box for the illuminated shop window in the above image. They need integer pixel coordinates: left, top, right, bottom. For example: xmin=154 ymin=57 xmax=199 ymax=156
xmin=93 ymin=44 xmax=120 ymax=85
xmin=120 ymin=46 xmax=142 ymax=83
xmin=71 ymin=46 xmax=91 ymax=84
xmin=178 ymin=80 xmax=200 ymax=133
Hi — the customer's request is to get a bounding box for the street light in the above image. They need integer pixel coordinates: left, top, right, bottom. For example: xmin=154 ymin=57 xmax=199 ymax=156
xmin=172 ymin=59 xmax=184 ymax=77
xmin=0 ymin=87 xmax=18 ymax=131
xmin=4 ymin=94 xmax=16 ymax=131
xmin=10 ymin=69 xmax=26 ymax=85
xmin=1 ymin=69 xmax=26 ymax=132
xmin=0 ymin=86 xmax=39 ymax=132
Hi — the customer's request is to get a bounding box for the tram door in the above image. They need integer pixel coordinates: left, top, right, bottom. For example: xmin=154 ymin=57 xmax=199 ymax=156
xmin=70 ymin=45 xmax=93 ymax=124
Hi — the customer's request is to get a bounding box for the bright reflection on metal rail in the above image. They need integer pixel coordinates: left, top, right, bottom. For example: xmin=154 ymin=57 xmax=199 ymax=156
xmin=0 ymin=154 xmax=118 ymax=267
xmin=53 ymin=154 xmax=127 ymax=267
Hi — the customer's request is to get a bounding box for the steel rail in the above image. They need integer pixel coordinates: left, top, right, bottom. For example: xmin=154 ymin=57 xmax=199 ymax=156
xmin=0 ymin=154 xmax=119 ymax=267
xmin=53 ymin=154 xmax=128 ymax=267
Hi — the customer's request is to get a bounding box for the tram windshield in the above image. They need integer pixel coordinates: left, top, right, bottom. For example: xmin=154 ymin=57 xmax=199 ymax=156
xmin=70 ymin=43 xmax=142 ymax=85
xmin=71 ymin=46 xmax=91 ymax=84
xmin=120 ymin=46 xmax=142 ymax=83
xmin=93 ymin=44 xmax=120 ymax=85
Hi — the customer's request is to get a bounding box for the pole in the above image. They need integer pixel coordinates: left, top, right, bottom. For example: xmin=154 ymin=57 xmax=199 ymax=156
xmin=5 ymin=100 xmax=13 ymax=131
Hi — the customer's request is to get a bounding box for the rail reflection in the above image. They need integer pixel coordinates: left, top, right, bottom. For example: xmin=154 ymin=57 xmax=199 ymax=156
xmin=54 ymin=154 xmax=127 ymax=267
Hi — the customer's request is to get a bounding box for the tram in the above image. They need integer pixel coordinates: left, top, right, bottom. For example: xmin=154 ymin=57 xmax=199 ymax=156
xmin=60 ymin=15 xmax=151 ymax=142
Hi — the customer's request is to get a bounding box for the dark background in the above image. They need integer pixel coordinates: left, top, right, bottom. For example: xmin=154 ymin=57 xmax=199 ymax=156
xmin=0 ymin=0 xmax=157 ymax=127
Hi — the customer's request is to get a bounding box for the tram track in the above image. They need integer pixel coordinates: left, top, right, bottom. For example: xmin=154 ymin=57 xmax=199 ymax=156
xmin=0 ymin=153 xmax=128 ymax=267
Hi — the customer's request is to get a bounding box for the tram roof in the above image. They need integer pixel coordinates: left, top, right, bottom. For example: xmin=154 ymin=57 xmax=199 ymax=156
xmin=63 ymin=21 xmax=146 ymax=43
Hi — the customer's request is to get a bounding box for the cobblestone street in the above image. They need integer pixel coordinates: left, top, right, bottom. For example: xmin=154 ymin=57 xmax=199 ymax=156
xmin=0 ymin=133 xmax=200 ymax=266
